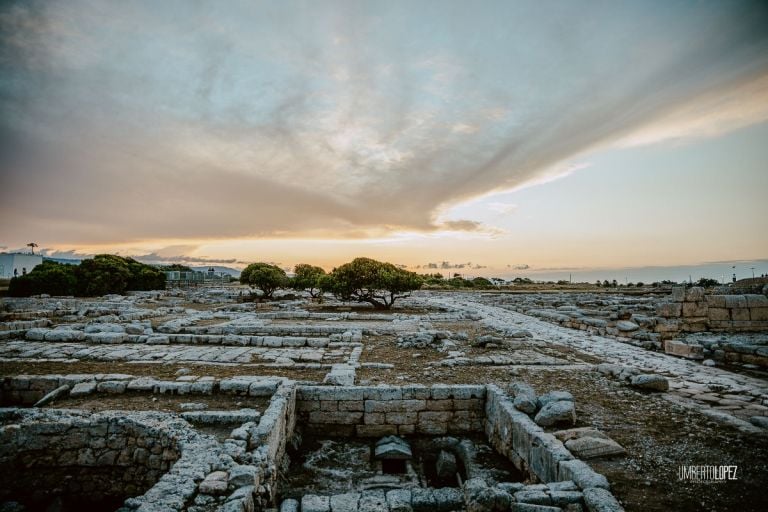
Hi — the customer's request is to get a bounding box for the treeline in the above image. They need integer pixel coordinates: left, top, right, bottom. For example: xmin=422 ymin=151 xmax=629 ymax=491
xmin=8 ymin=255 xmax=166 ymax=297
xmin=240 ymin=257 xmax=423 ymax=309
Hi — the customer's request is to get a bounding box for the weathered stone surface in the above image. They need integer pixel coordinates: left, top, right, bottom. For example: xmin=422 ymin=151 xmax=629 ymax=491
xmin=565 ymin=436 xmax=626 ymax=459
xmin=32 ymin=384 xmax=70 ymax=407
xmin=537 ymin=391 xmax=574 ymax=408
xmin=465 ymin=478 xmax=512 ymax=512
xmin=582 ymin=487 xmax=625 ymax=512
xmin=374 ymin=436 xmax=412 ymax=459
xmin=436 ymin=450 xmax=458 ymax=482
xmin=511 ymin=382 xmax=538 ymax=414
xmin=534 ymin=400 xmax=576 ymax=427
xmin=301 ymin=495 xmax=330 ymax=512
xmin=629 ymin=374 xmax=669 ymax=392
xmin=330 ymin=493 xmax=360 ymax=512
xmin=559 ymin=460 xmax=610 ymax=490
xmin=199 ymin=471 xmax=229 ymax=495
xmin=386 ymin=489 xmax=412 ymax=512
xmin=70 ymin=381 xmax=97 ymax=397
xmin=615 ymin=321 xmax=639 ymax=332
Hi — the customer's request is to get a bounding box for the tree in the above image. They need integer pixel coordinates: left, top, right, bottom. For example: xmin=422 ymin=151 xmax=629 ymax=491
xmin=695 ymin=278 xmax=719 ymax=288
xmin=320 ymin=257 xmax=423 ymax=309
xmin=472 ymin=277 xmax=493 ymax=288
xmin=241 ymin=262 xmax=287 ymax=298
xmin=291 ymin=263 xmax=326 ymax=297
xmin=9 ymin=255 xmax=165 ymax=297
xmin=8 ymin=260 xmax=76 ymax=297
xmin=162 ymin=264 xmax=193 ymax=272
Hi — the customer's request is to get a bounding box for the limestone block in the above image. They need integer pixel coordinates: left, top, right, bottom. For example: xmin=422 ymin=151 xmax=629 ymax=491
xmin=731 ymin=308 xmax=750 ymax=321
xmin=386 ymin=489 xmax=412 ymax=512
xmin=708 ymin=308 xmax=730 ymax=321
xmin=535 ymin=400 xmax=576 ymax=427
xmin=565 ymin=436 xmax=626 ymax=459
xmin=359 ymin=490 xmax=388 ymax=512
xmin=362 ymin=387 xmax=403 ymax=400
xmin=338 ymin=400 xmax=364 ymax=412
xmin=751 ymin=308 xmax=768 ymax=321
xmin=684 ymin=287 xmax=705 ymax=301
xmin=97 ymin=381 xmax=127 ymax=394
xmin=745 ymin=294 xmax=768 ymax=307
xmin=411 ymin=488 xmax=436 ymax=512
xmin=655 ymin=302 xmax=681 ymax=318
xmin=356 ymin=424 xmax=397 ymax=437
xmin=705 ymin=295 xmax=727 ymax=308
xmin=199 ymin=471 xmax=228 ymax=495
xmin=402 ymin=385 xmax=430 ymax=400
xmin=615 ymin=321 xmax=639 ymax=332
xmin=510 ymin=503 xmax=562 ymax=511
xmin=724 ymin=296 xmax=747 ymax=308
xmin=682 ymin=302 xmax=708 ymax=317
xmin=670 ymin=286 xmax=686 ymax=302
xmin=309 ymin=411 xmax=363 ymax=425
xmin=664 ymin=340 xmax=704 ymax=360
xmin=385 ymin=412 xmax=418 ymax=424
xmin=70 ymin=381 xmax=97 ymax=397
xmin=558 ymin=459 xmax=610 ymax=490
xmin=301 ymin=495 xmax=330 ymax=512
xmin=582 ymin=487 xmax=625 ymax=512
xmin=629 ymin=374 xmax=669 ymax=392
xmin=228 ymin=464 xmax=258 ymax=489
xmin=330 ymin=493 xmax=360 ymax=512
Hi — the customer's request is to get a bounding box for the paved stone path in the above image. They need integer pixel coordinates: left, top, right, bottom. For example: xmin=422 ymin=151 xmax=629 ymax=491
xmin=431 ymin=295 xmax=768 ymax=432
xmin=0 ymin=340 xmax=351 ymax=366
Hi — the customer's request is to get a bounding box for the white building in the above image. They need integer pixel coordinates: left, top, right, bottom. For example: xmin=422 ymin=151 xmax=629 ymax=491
xmin=0 ymin=253 xmax=43 ymax=279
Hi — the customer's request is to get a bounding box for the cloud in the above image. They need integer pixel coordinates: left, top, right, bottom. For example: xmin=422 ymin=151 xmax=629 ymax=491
xmin=1 ymin=0 xmax=767 ymax=246
xmin=439 ymin=220 xmax=485 ymax=231
xmin=421 ymin=261 xmax=486 ymax=270
xmin=487 ymin=202 xmax=518 ymax=215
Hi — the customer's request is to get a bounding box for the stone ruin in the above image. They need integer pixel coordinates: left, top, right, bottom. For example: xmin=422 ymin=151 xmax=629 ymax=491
xmin=0 ymin=375 xmax=625 ymax=512
xmin=1 ymin=285 xmax=766 ymax=511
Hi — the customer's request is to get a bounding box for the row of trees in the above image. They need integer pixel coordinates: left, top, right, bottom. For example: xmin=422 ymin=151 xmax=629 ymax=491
xmin=240 ymin=257 xmax=423 ymax=309
xmin=8 ymin=255 xmax=166 ymax=297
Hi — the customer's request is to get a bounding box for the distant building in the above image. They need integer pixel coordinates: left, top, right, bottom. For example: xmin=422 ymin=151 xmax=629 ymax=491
xmin=0 ymin=253 xmax=43 ymax=279
xmin=163 ymin=269 xmax=231 ymax=288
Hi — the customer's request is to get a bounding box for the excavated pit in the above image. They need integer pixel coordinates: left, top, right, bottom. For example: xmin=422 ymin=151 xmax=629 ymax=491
xmin=0 ymin=410 xmax=180 ymax=512
xmin=282 ymin=434 xmax=522 ymax=499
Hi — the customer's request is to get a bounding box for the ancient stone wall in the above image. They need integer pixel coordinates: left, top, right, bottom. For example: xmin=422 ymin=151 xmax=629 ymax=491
xmin=295 ymin=384 xmax=486 ymax=437
xmin=0 ymin=410 xmax=180 ymax=508
xmin=656 ymin=286 xmax=768 ymax=334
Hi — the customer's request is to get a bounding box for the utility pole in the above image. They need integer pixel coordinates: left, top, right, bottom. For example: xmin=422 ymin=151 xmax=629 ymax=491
xmin=751 ymin=267 xmax=755 ymax=279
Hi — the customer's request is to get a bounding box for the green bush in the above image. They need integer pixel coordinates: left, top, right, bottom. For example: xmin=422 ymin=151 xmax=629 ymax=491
xmin=9 ymin=255 xmax=165 ymax=297
xmin=320 ymin=257 xmax=422 ymax=309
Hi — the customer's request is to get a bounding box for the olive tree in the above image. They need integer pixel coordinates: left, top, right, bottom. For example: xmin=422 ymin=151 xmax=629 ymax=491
xmin=321 ymin=257 xmax=422 ymax=309
xmin=291 ymin=263 xmax=326 ymax=298
xmin=240 ymin=262 xmax=287 ymax=299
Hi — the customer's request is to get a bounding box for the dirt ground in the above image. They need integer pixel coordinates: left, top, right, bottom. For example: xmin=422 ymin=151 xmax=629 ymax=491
xmin=50 ymin=393 xmax=270 ymax=414
xmin=357 ymin=361 xmax=768 ymax=512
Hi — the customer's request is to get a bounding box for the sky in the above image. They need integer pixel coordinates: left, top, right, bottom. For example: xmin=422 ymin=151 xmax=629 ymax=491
xmin=1 ymin=0 xmax=767 ymax=280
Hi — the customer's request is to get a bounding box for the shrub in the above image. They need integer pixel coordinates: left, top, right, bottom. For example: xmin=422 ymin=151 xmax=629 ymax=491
xmin=9 ymin=255 xmax=165 ymax=297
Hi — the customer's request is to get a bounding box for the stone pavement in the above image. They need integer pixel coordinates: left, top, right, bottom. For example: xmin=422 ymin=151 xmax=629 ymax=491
xmin=430 ymin=295 xmax=768 ymax=432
